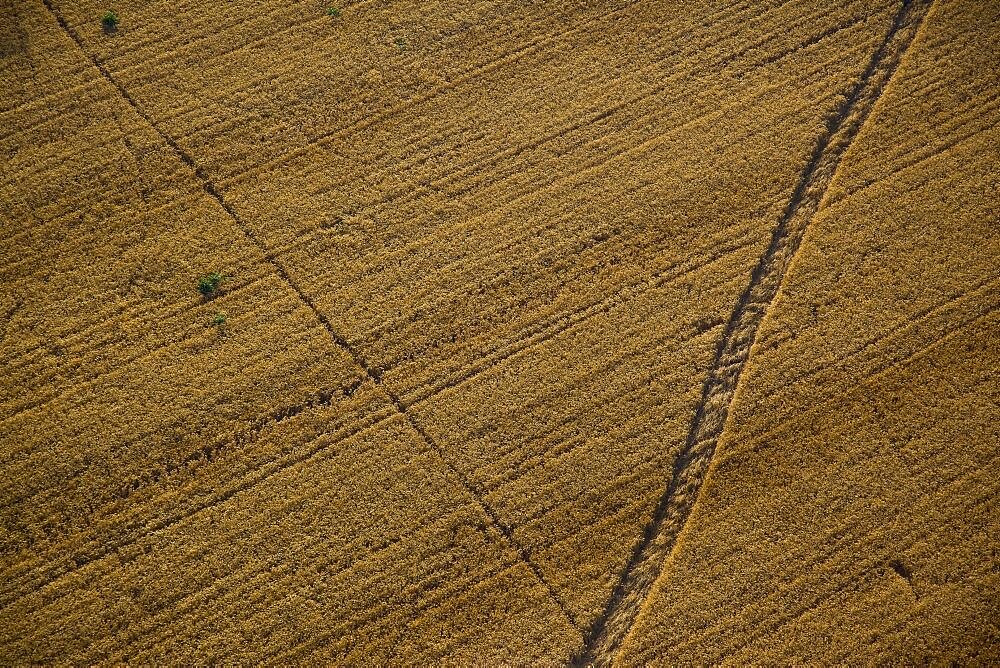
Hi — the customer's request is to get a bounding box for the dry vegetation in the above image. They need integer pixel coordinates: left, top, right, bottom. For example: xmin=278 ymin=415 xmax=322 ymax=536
xmin=620 ymin=1 xmax=1000 ymax=663
xmin=0 ymin=0 xmax=996 ymax=663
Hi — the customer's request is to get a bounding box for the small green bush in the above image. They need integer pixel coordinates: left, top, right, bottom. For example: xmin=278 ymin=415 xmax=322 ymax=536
xmin=326 ymin=6 xmax=341 ymax=17
xmin=211 ymin=312 xmax=227 ymax=327
xmin=101 ymin=10 xmax=119 ymax=30
xmin=198 ymin=272 xmax=227 ymax=297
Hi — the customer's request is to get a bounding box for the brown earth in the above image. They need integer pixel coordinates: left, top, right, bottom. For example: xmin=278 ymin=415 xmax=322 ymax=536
xmin=0 ymin=0 xmax=996 ymax=663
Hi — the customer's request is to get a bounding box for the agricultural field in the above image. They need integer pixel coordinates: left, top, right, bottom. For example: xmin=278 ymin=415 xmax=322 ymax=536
xmin=0 ymin=0 xmax=996 ymax=663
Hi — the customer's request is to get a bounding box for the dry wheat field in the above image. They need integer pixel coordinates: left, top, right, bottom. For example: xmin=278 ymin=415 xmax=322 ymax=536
xmin=1 ymin=0 xmax=998 ymax=663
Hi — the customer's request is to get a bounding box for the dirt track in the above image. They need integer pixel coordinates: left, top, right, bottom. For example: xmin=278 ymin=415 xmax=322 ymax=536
xmin=1 ymin=0 xmax=997 ymax=663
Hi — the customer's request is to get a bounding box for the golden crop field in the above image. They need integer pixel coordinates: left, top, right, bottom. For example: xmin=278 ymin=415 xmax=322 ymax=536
xmin=0 ymin=0 xmax=996 ymax=663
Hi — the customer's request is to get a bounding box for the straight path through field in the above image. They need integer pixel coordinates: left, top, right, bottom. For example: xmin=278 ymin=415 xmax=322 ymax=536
xmin=1 ymin=3 xmax=582 ymax=662
xmin=37 ymin=0 xmax=581 ymax=632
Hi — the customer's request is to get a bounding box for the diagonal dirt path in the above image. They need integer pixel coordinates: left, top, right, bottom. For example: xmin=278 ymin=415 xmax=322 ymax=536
xmin=575 ymin=0 xmax=935 ymax=664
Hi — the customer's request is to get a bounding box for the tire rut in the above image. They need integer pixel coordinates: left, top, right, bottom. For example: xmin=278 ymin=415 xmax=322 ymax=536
xmin=575 ymin=1 xmax=934 ymax=664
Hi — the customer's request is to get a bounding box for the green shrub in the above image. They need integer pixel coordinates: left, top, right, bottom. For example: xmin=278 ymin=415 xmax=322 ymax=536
xmin=101 ymin=10 xmax=119 ymax=30
xmin=211 ymin=312 xmax=227 ymax=326
xmin=197 ymin=272 xmax=227 ymax=297
xmin=326 ymin=6 xmax=341 ymax=17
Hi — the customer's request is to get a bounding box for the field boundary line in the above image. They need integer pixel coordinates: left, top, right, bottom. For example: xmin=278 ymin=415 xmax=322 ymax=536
xmin=37 ymin=0 xmax=581 ymax=634
xmin=574 ymin=1 xmax=935 ymax=664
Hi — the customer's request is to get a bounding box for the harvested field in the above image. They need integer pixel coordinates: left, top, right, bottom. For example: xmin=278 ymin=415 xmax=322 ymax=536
xmin=1 ymin=0 xmax=997 ymax=663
